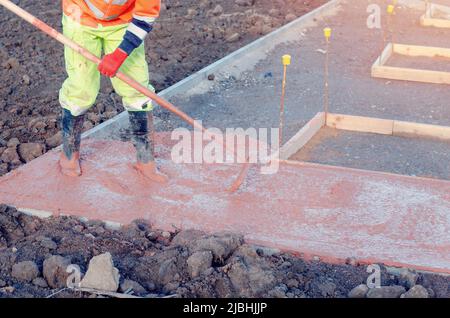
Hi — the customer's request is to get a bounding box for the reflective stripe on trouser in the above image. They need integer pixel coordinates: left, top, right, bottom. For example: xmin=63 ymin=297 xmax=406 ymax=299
xmin=59 ymin=15 xmax=154 ymax=116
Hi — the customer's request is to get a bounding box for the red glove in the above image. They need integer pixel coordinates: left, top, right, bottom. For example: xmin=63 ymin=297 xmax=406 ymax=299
xmin=98 ymin=48 xmax=128 ymax=77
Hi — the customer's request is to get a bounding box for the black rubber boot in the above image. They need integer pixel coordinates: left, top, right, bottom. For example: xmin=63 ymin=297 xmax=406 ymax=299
xmin=59 ymin=109 xmax=84 ymax=177
xmin=62 ymin=108 xmax=84 ymax=160
xmin=128 ymin=111 xmax=154 ymax=163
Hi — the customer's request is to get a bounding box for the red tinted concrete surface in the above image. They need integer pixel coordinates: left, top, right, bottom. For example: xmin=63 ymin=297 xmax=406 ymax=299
xmin=0 ymin=134 xmax=449 ymax=274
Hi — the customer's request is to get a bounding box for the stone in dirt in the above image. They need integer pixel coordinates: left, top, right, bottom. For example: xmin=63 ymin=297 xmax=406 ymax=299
xmin=0 ymin=163 xmax=8 ymax=176
xmin=11 ymin=261 xmax=40 ymax=282
xmin=132 ymin=248 xmax=186 ymax=288
xmin=18 ymin=143 xmax=45 ymax=163
xmin=187 ymin=251 xmax=213 ymax=278
xmin=43 ymin=255 xmax=71 ymax=289
xmin=387 ymin=267 xmax=419 ymax=288
xmin=348 ymin=284 xmax=369 ymax=298
xmin=317 ymin=281 xmax=337 ymax=297
xmin=45 ymin=131 xmax=62 ymax=148
xmin=366 ymin=285 xmax=406 ymax=298
xmin=398 ymin=269 xmax=419 ymax=289
xmin=120 ymin=279 xmax=147 ymax=296
xmin=0 ymin=205 xmax=25 ymax=242
xmin=38 ymin=236 xmax=57 ymax=250
xmin=0 ymin=147 xmax=20 ymax=164
xmin=6 ymin=138 xmax=19 ymax=148
xmin=226 ymin=245 xmax=276 ymax=297
xmin=400 ymin=285 xmax=429 ymax=298
xmin=32 ymin=277 xmax=49 ymax=288
xmin=171 ymin=230 xmax=206 ymax=246
xmin=80 ymin=252 xmax=120 ymax=292
xmin=189 ymin=232 xmax=243 ymax=263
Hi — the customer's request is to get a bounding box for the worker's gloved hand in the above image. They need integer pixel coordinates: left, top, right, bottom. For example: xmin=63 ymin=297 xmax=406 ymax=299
xmin=98 ymin=48 xmax=128 ymax=77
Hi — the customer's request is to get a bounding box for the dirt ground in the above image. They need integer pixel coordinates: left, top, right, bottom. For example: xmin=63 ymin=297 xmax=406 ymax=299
xmin=0 ymin=204 xmax=449 ymax=298
xmin=0 ymin=0 xmax=327 ymax=176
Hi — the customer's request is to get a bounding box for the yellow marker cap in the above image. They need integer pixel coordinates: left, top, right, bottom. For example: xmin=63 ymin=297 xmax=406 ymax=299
xmin=387 ymin=4 xmax=395 ymax=14
xmin=323 ymin=27 xmax=332 ymax=39
xmin=282 ymin=54 xmax=291 ymax=66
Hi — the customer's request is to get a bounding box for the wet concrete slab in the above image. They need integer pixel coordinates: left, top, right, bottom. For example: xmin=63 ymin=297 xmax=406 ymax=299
xmin=0 ymin=134 xmax=449 ymax=274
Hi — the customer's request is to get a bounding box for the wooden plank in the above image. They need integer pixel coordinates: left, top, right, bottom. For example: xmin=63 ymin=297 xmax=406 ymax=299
xmin=372 ymin=42 xmax=450 ymax=84
xmin=393 ymin=43 xmax=450 ymax=58
xmin=372 ymin=43 xmax=393 ymax=70
xmin=326 ymin=113 xmax=394 ymax=135
xmin=372 ymin=64 xmax=450 ymax=85
xmin=393 ymin=120 xmax=450 ymax=140
xmin=278 ymin=112 xmax=325 ymax=160
xmin=421 ymin=3 xmax=450 ymax=28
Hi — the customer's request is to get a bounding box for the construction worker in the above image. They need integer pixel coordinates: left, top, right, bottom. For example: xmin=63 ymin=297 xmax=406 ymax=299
xmin=59 ymin=0 xmax=168 ymax=183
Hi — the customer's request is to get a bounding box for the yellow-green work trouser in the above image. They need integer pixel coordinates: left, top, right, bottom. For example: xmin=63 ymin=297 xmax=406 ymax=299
xmin=59 ymin=15 xmax=154 ymax=116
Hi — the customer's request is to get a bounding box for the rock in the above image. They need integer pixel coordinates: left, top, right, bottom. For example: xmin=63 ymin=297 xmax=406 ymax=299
xmin=32 ymin=277 xmax=49 ymax=288
xmin=268 ymin=286 xmax=287 ymax=298
xmin=2 ymin=58 xmax=19 ymax=69
xmin=171 ymin=230 xmax=205 ymax=246
xmin=80 ymin=252 xmax=120 ymax=292
xmin=285 ymin=13 xmax=297 ymax=22
xmin=398 ymin=269 xmax=419 ymax=288
xmin=190 ymin=232 xmax=243 ymax=263
xmin=0 ymin=279 xmax=6 ymax=287
xmin=83 ymin=121 xmax=93 ymax=130
xmin=0 ymin=147 xmax=20 ymax=164
xmin=0 ymin=163 xmax=8 ymax=176
xmin=227 ymin=259 xmax=276 ymax=297
xmin=400 ymin=285 xmax=429 ymax=298
xmin=45 ymin=132 xmax=62 ymax=148
xmin=12 ymin=261 xmax=40 ymax=282
xmin=366 ymin=285 xmax=406 ymax=298
xmin=386 ymin=267 xmax=419 ymax=288
xmin=22 ymin=75 xmax=31 ymax=85
xmin=40 ymin=237 xmax=57 ymax=250
xmin=18 ymin=143 xmax=44 ymax=162
xmin=120 ymin=279 xmax=147 ymax=296
xmin=318 ymin=281 xmax=337 ymax=297
xmin=211 ymin=5 xmax=224 ymax=16
xmin=43 ymin=255 xmax=71 ymax=289
xmin=286 ymin=278 xmax=299 ymax=289
xmin=427 ymin=288 xmax=435 ymax=298
xmin=6 ymin=138 xmax=20 ymax=148
xmin=163 ymin=281 xmax=180 ymax=294
xmin=226 ymin=33 xmax=240 ymax=43
xmin=348 ymin=284 xmax=369 ymax=298
xmin=187 ymin=251 xmax=213 ymax=278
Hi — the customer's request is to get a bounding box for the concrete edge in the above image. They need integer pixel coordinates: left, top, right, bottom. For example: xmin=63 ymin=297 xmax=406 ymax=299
xmin=82 ymin=0 xmax=343 ymax=140
xmin=280 ymin=112 xmax=450 ymax=161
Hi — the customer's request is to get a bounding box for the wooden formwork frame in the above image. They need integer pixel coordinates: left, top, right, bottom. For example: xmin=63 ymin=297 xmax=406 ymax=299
xmin=371 ymin=42 xmax=450 ymax=85
xmin=279 ymin=112 xmax=450 ymax=160
xmin=420 ymin=2 xmax=450 ymax=29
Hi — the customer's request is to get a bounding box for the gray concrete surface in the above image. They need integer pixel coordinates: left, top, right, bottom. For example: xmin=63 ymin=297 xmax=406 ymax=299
xmin=291 ymin=127 xmax=450 ymax=180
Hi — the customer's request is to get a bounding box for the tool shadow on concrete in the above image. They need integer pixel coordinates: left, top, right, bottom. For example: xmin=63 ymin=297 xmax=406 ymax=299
xmin=0 ymin=134 xmax=449 ymax=275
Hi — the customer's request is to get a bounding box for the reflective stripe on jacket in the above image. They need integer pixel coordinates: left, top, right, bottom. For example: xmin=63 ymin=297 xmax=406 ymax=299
xmin=63 ymin=0 xmax=160 ymax=27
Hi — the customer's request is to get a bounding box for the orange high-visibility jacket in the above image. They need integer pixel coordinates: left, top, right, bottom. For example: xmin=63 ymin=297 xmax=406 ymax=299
xmin=63 ymin=0 xmax=161 ymax=27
